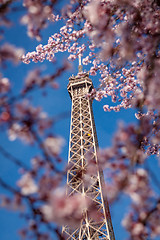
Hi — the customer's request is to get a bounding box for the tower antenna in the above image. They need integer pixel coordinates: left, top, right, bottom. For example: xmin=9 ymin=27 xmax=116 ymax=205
xmin=78 ymin=54 xmax=83 ymax=72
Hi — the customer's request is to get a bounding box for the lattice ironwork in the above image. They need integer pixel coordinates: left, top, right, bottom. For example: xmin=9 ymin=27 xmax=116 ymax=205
xmin=62 ymin=72 xmax=115 ymax=240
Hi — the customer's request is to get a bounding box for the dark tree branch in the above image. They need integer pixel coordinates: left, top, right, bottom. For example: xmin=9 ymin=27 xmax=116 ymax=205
xmin=0 ymin=145 xmax=30 ymax=170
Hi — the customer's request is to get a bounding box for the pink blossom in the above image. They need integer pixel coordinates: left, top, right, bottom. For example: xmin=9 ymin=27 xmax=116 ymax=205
xmin=21 ymin=1 xmax=55 ymax=40
xmin=41 ymin=187 xmax=89 ymax=226
xmin=8 ymin=122 xmax=34 ymax=143
xmin=68 ymin=54 xmax=76 ymax=61
xmin=17 ymin=173 xmax=38 ymax=195
xmin=0 ymin=43 xmax=24 ymax=64
xmin=0 ymin=76 xmax=10 ymax=93
xmin=83 ymin=0 xmax=106 ymax=27
xmin=44 ymin=136 xmax=65 ymax=156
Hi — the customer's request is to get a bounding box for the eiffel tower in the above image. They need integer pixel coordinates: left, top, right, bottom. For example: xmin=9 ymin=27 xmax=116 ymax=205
xmin=62 ymin=58 xmax=115 ymax=240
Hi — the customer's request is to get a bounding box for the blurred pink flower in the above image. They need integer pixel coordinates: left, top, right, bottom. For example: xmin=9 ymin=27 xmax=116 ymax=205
xmin=0 ymin=76 xmax=10 ymax=93
xmin=41 ymin=187 xmax=89 ymax=226
xmin=44 ymin=136 xmax=65 ymax=156
xmin=17 ymin=173 xmax=38 ymax=195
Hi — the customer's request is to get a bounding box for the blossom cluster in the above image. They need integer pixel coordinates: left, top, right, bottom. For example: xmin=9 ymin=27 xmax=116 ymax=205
xmin=21 ymin=27 xmax=85 ymax=64
xmin=0 ymin=75 xmax=10 ymax=94
xmin=7 ymin=100 xmax=53 ymax=143
xmin=94 ymin=123 xmax=160 ymax=239
xmin=21 ymin=0 xmax=61 ymax=40
xmin=0 ymin=43 xmax=24 ymax=65
xmin=41 ymin=188 xmax=89 ymax=226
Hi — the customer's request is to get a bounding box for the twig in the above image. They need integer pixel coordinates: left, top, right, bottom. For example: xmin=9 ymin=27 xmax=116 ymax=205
xmin=0 ymin=145 xmax=30 ymax=170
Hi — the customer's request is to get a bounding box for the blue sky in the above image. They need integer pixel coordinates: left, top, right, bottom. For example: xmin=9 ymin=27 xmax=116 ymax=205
xmin=1 ymin=2 xmax=158 ymax=240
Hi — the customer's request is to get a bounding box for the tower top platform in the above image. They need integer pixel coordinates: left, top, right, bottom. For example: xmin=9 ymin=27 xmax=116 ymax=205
xmin=67 ymin=72 xmax=93 ymax=98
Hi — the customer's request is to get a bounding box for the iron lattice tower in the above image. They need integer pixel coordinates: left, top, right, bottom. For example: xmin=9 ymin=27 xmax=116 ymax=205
xmin=62 ymin=65 xmax=115 ymax=240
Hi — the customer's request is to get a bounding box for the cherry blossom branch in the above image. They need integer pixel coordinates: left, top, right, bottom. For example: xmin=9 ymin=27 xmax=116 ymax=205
xmin=142 ymin=198 xmax=160 ymax=225
xmin=0 ymin=176 xmax=19 ymax=194
xmin=0 ymin=176 xmax=64 ymax=239
xmin=47 ymin=223 xmax=65 ymax=240
xmin=30 ymin=128 xmax=64 ymax=174
xmin=22 ymin=63 xmax=69 ymax=94
xmin=2 ymin=63 xmax=69 ymax=108
xmin=30 ymin=128 xmax=54 ymax=165
xmin=145 ymin=161 xmax=160 ymax=192
xmin=0 ymin=145 xmax=30 ymax=170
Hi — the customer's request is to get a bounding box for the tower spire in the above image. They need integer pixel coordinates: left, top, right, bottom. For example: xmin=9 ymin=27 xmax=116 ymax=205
xmin=78 ymin=54 xmax=83 ymax=72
